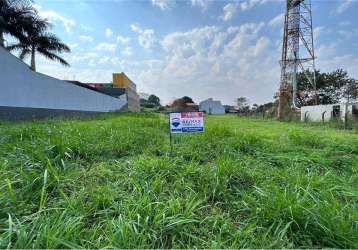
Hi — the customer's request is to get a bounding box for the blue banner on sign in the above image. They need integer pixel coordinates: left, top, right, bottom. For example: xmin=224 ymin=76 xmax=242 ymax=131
xmin=182 ymin=127 xmax=204 ymax=132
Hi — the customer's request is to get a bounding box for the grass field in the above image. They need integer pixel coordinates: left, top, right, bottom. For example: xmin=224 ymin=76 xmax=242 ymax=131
xmin=0 ymin=113 xmax=357 ymax=248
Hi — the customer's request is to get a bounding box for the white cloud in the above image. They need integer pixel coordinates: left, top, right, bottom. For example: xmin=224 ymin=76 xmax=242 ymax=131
xmin=217 ymin=0 xmax=271 ymax=24
xmin=240 ymin=0 xmax=268 ymax=11
xmin=88 ymin=59 xmax=97 ymax=67
xmin=67 ymin=52 xmax=99 ymax=64
xmin=117 ymin=35 xmax=131 ymax=45
xmin=339 ymin=21 xmax=351 ymax=26
xmin=161 ymin=26 xmax=219 ymax=54
xmin=131 ymin=24 xmax=156 ymax=49
xmin=151 ymin=0 xmax=175 ymax=10
xmin=33 ymin=0 xmax=358 ymax=107
xmin=313 ymin=43 xmax=358 ymax=80
xmin=338 ymin=28 xmax=358 ymax=40
xmin=227 ymin=26 xmax=239 ymax=34
xmin=239 ymin=22 xmax=265 ymax=35
xmin=220 ymin=3 xmax=238 ymax=22
xmin=269 ymin=13 xmax=284 ymax=27
xmin=79 ymin=35 xmax=94 ymax=42
xmin=151 ymin=22 xmax=276 ymax=104
xmin=79 ymin=24 xmax=92 ymax=32
xmin=316 ymin=43 xmax=338 ymax=60
xmin=336 ymin=0 xmax=354 ymax=14
xmin=130 ymin=24 xmax=141 ymax=33
xmin=95 ymin=43 xmax=117 ymax=53
xmin=33 ymin=4 xmax=75 ymax=33
xmin=98 ymin=56 xmax=110 ymax=65
xmin=68 ymin=43 xmax=79 ymax=50
xmin=223 ymin=22 xmax=265 ymax=56
xmin=191 ymin=0 xmax=210 ymax=11
xmin=122 ymin=47 xmax=133 ymax=56
xmin=111 ymin=57 xmax=125 ymax=66
xmin=105 ymin=28 xmax=113 ymax=38
xmin=151 ymin=0 xmax=210 ymax=11
xmin=38 ymin=64 xmax=115 ymax=82
xmin=313 ymin=26 xmax=324 ymax=43
xmin=36 ymin=20 xmax=279 ymax=105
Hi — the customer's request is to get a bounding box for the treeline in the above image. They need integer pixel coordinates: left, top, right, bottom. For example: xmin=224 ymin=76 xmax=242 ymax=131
xmin=140 ymin=95 xmax=197 ymax=112
xmin=297 ymin=69 xmax=358 ymax=105
xmin=140 ymin=68 xmax=357 ymax=117
xmin=236 ymin=69 xmax=358 ymax=118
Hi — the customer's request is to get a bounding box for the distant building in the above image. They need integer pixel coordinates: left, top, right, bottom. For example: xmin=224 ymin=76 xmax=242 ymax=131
xmin=81 ymin=72 xmax=140 ymax=112
xmin=301 ymin=103 xmax=358 ymax=122
xmin=199 ymin=98 xmax=225 ymax=114
xmin=112 ymin=73 xmax=140 ymax=112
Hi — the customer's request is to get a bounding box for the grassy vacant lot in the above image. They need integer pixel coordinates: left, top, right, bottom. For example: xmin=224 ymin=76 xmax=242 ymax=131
xmin=0 ymin=113 xmax=357 ymax=248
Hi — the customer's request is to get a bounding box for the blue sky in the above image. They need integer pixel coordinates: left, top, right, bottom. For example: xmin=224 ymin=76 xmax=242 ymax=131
xmin=14 ymin=0 xmax=358 ymax=105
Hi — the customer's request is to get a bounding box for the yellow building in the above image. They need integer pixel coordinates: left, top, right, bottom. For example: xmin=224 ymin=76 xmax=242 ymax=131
xmin=112 ymin=72 xmax=140 ymax=112
xmin=113 ymin=73 xmax=137 ymax=91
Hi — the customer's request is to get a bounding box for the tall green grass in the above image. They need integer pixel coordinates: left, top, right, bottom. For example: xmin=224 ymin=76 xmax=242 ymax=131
xmin=0 ymin=114 xmax=357 ymax=248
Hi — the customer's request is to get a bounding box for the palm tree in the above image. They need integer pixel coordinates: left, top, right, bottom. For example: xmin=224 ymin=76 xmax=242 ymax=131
xmin=7 ymin=16 xmax=71 ymax=71
xmin=0 ymin=0 xmax=34 ymax=47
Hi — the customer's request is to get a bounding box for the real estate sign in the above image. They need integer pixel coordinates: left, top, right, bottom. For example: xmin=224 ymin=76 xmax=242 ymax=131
xmin=169 ymin=112 xmax=204 ymax=133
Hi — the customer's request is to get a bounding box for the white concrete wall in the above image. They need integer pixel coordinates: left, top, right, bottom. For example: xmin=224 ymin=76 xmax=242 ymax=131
xmin=0 ymin=47 xmax=126 ymax=112
xmin=301 ymin=105 xmax=333 ymax=122
xmin=301 ymin=104 xmax=355 ymax=122
xmin=199 ymin=99 xmax=225 ymax=114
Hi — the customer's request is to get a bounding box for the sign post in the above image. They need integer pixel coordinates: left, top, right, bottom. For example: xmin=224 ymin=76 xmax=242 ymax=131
xmin=169 ymin=112 xmax=204 ymax=155
xmin=169 ymin=128 xmax=174 ymax=155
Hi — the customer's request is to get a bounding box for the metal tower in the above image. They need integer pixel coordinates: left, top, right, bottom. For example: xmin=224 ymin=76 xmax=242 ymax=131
xmin=277 ymin=0 xmax=316 ymax=119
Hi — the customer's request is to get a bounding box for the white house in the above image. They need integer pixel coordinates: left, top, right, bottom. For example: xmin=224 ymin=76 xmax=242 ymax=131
xmin=301 ymin=103 xmax=358 ymax=122
xmin=199 ymin=98 xmax=225 ymax=115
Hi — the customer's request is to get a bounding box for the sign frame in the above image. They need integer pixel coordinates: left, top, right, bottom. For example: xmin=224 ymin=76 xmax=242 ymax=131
xmin=169 ymin=112 xmax=205 ymax=134
xmin=168 ymin=112 xmax=205 ymax=156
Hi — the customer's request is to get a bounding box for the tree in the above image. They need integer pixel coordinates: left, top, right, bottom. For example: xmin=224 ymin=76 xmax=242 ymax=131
xmin=224 ymin=105 xmax=235 ymax=113
xmin=181 ymin=96 xmax=194 ymax=104
xmin=297 ymin=69 xmax=357 ymax=105
xmin=0 ymin=0 xmax=35 ymax=47
xmin=343 ymin=79 xmax=358 ymax=103
xmin=148 ymin=94 xmax=161 ymax=107
xmin=252 ymin=103 xmax=259 ymax=111
xmin=171 ymin=96 xmax=196 ymax=111
xmin=255 ymin=102 xmax=275 ymax=113
xmin=236 ymin=97 xmax=250 ymax=115
xmin=236 ymin=97 xmax=248 ymax=108
xmin=7 ymin=16 xmax=70 ymax=71
xmin=140 ymin=98 xmax=152 ymax=108
xmin=254 ymin=102 xmax=276 ymax=118
xmin=236 ymin=96 xmax=248 ymax=112
xmin=140 ymin=94 xmax=161 ymax=109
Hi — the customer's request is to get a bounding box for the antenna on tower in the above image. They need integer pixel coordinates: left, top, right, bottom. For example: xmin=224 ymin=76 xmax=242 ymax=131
xmin=277 ymin=0 xmax=317 ymax=119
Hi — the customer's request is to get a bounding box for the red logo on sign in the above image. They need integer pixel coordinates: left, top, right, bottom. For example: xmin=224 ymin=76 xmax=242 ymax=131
xmin=181 ymin=112 xmax=203 ymax=118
